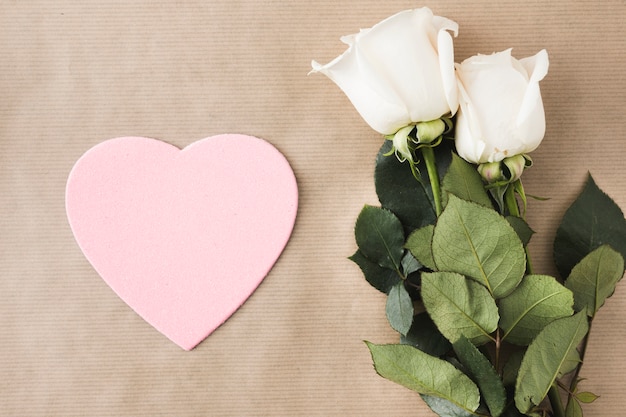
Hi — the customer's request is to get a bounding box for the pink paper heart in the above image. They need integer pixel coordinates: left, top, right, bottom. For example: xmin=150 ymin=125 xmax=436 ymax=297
xmin=66 ymin=135 xmax=298 ymax=350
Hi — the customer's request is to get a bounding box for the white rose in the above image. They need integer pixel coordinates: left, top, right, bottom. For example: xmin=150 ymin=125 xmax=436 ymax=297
xmin=310 ymin=7 xmax=459 ymax=136
xmin=454 ymin=49 xmax=550 ymax=164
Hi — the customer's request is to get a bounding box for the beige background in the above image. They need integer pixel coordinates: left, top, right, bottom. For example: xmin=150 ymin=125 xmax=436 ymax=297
xmin=1 ymin=1 xmax=625 ymax=415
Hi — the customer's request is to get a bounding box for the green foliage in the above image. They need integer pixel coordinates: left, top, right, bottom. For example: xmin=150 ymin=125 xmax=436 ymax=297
xmin=405 ymin=224 xmax=436 ymax=270
xmin=565 ymin=398 xmax=583 ymax=417
xmin=374 ymin=140 xmax=437 ymax=232
xmin=453 ymin=336 xmax=506 ymax=417
xmin=431 ymin=195 xmax=526 ymax=298
xmin=554 ymin=174 xmax=626 ymax=278
xmin=366 ymin=342 xmax=480 ymax=413
xmin=375 ymin=139 xmax=454 ymax=232
xmin=386 ymin=281 xmax=414 ymax=335
xmin=401 ymin=251 xmax=422 ymax=275
xmin=558 ymin=348 xmax=581 ymax=378
xmin=349 ymin=250 xmax=400 ymax=293
xmin=502 ymin=350 xmax=525 ymax=387
xmin=499 ymin=404 xmax=527 ymax=417
xmin=565 ymin=389 xmax=599 ymax=417
xmin=354 ymin=205 xmax=404 ymax=272
xmin=565 ymin=245 xmax=625 ymax=317
xmin=575 ymin=392 xmax=599 ymax=404
xmin=499 ymin=274 xmax=574 ymax=345
xmin=441 ymin=153 xmax=493 ymax=208
xmin=506 ymin=216 xmax=534 ymax=247
xmin=421 ymin=394 xmax=482 ymax=417
xmin=353 ymin=139 xmax=626 ymax=417
xmin=400 ymin=312 xmax=451 ymax=357
xmin=421 ymin=272 xmax=499 ymax=345
xmin=515 ymin=311 xmax=589 ymax=414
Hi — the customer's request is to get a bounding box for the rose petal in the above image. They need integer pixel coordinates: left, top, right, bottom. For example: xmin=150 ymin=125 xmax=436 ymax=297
xmin=454 ymin=49 xmax=549 ymax=163
xmin=516 ymin=49 xmax=549 ymax=127
xmin=311 ymin=7 xmax=459 ymax=134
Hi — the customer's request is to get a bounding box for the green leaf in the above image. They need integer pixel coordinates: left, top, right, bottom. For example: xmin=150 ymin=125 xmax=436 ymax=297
xmin=515 ymin=311 xmax=590 ymax=414
xmin=432 ymin=195 xmax=526 ymax=298
xmin=565 ymin=245 xmax=625 ymax=317
xmin=354 ymin=205 xmax=404 ymax=271
xmin=453 ymin=336 xmax=506 ymax=417
xmin=401 ymin=312 xmax=451 ymax=357
xmin=401 ymin=251 xmax=422 ymax=275
xmin=405 ymin=225 xmax=437 ymax=270
xmin=558 ymin=347 xmax=581 ymax=378
xmin=499 ymin=275 xmax=574 ymax=345
xmin=441 ymin=153 xmax=493 ymax=208
xmin=554 ymin=174 xmax=626 ymax=278
xmin=375 ymin=140 xmax=436 ymax=232
xmin=575 ymin=391 xmax=599 ymax=404
xmin=365 ymin=342 xmax=480 ymax=413
xmin=421 ymin=272 xmax=499 ymax=345
xmin=506 ymin=215 xmax=535 ymax=246
xmin=500 ymin=404 xmax=527 ymax=417
xmin=565 ymin=398 xmax=583 ymax=417
xmin=386 ymin=281 xmax=414 ymax=336
xmin=375 ymin=139 xmax=454 ymax=231
xmin=503 ymin=350 xmax=525 ymax=387
xmin=421 ymin=394 xmax=480 ymax=417
xmin=349 ymin=250 xmax=401 ymax=294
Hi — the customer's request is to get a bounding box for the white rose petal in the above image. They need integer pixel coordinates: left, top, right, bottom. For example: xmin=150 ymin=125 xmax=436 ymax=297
xmin=454 ymin=49 xmax=549 ymax=164
xmin=311 ymin=7 xmax=459 ymax=135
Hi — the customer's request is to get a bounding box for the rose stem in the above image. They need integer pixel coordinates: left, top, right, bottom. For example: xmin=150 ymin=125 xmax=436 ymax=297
xmin=421 ymin=146 xmax=442 ymax=216
xmin=567 ymin=319 xmax=593 ymax=407
xmin=506 ymin=184 xmax=566 ymax=415
xmin=504 ymin=183 xmax=534 ymax=274
xmin=548 ymin=384 xmax=566 ymax=417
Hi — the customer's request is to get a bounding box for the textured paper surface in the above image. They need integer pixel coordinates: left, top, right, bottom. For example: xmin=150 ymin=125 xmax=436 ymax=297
xmin=1 ymin=1 xmax=625 ymax=415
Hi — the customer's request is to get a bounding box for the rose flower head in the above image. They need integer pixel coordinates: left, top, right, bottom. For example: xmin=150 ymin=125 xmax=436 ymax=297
xmin=454 ymin=49 xmax=550 ymax=165
xmin=310 ymin=7 xmax=459 ymax=137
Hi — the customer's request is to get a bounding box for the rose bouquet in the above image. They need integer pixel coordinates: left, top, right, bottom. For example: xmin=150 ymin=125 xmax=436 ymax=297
xmin=311 ymin=7 xmax=626 ymax=417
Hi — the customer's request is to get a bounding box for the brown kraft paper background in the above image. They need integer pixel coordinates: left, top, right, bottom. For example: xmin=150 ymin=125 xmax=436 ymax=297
xmin=1 ymin=1 xmax=625 ymax=415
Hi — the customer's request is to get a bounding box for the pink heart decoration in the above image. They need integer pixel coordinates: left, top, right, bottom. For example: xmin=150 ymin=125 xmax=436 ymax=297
xmin=66 ymin=135 xmax=298 ymax=350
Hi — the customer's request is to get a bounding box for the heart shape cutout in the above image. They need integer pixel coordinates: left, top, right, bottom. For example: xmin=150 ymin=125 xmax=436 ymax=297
xmin=66 ymin=135 xmax=298 ymax=350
